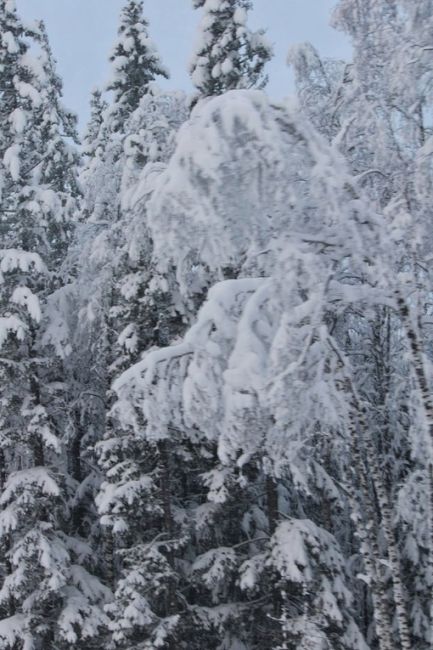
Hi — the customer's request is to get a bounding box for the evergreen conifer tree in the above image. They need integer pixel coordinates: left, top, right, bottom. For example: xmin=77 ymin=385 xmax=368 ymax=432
xmin=68 ymin=5 xmax=190 ymax=647
xmin=190 ymin=0 xmax=272 ymax=98
xmin=0 ymin=4 xmax=109 ymax=646
xmin=82 ymin=88 xmax=108 ymax=161
xmin=107 ymin=0 xmax=169 ymax=132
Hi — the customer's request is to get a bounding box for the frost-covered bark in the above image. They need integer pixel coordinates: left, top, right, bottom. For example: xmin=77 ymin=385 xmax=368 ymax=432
xmin=331 ymin=1 xmax=433 ymax=646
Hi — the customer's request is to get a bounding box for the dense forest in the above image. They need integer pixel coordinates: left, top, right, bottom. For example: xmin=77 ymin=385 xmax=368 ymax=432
xmin=0 ymin=0 xmax=432 ymax=648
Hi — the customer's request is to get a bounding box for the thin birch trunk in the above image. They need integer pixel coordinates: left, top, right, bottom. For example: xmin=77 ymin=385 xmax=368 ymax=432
xmin=395 ymin=291 xmax=433 ymax=643
xmin=353 ymin=393 xmax=412 ymax=650
xmin=346 ymin=398 xmax=396 ymax=650
xmin=328 ymin=335 xmax=396 ymax=650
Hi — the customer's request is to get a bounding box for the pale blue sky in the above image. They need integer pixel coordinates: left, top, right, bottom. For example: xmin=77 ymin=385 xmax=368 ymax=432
xmin=16 ymin=0 xmax=350 ymax=129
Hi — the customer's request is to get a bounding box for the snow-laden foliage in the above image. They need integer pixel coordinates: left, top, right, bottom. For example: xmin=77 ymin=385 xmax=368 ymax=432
xmin=106 ymin=0 xmax=169 ymax=132
xmin=287 ymin=42 xmax=346 ymax=140
xmin=190 ymin=0 xmax=272 ymax=98
xmin=1 ymin=0 xmax=433 ymax=648
xmin=113 ymin=89 xmax=388 ymax=649
xmin=0 ymin=2 xmax=107 ymax=647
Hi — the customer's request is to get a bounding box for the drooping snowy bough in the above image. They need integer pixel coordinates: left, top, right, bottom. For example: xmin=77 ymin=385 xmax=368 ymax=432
xmin=111 ymin=90 xmax=410 ymax=649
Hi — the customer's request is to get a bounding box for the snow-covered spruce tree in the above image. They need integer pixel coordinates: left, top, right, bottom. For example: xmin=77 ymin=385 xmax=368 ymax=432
xmin=106 ymin=89 xmax=189 ymax=379
xmin=71 ymin=0 xmax=174 ymax=455
xmin=0 ymin=4 xmax=109 ymax=647
xmin=93 ymin=91 xmax=188 ymax=649
xmin=107 ymin=0 xmax=169 ymax=133
xmin=190 ymin=0 xmax=272 ymax=98
xmin=33 ymin=20 xmax=81 ymax=265
xmin=67 ymin=0 xmax=173 ymax=528
xmin=82 ymin=88 xmax=109 ymax=162
xmin=66 ymin=4 xmax=190 ymax=647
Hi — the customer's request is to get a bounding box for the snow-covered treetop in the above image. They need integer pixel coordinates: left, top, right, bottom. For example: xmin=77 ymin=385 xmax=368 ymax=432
xmin=190 ymin=0 xmax=273 ymax=98
xmin=0 ymin=0 xmax=18 ymax=20
xmin=113 ymin=86 xmax=404 ymax=483
xmin=82 ymin=88 xmax=109 ymax=160
xmin=0 ymin=0 xmax=40 ymax=124
xmin=148 ymin=89 xmax=385 ymax=299
xmin=287 ymin=42 xmax=346 ymax=140
xmin=106 ymin=0 xmax=169 ymax=131
xmin=0 ymin=7 xmax=80 ymax=268
xmin=36 ymin=20 xmax=79 ymax=142
xmin=147 ymin=90 xmax=294 ymax=293
xmin=120 ymin=87 xmax=188 ymax=209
